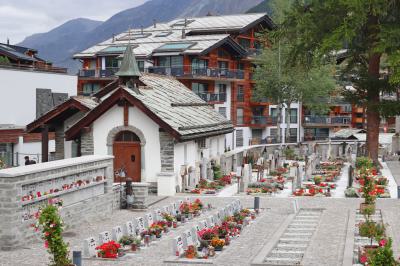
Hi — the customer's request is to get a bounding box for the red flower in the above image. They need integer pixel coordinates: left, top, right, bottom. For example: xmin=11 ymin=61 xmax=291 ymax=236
xmin=379 ymin=239 xmax=387 ymax=247
xmin=360 ymin=255 xmax=367 ymax=264
xmin=44 ymin=241 xmax=49 ymax=249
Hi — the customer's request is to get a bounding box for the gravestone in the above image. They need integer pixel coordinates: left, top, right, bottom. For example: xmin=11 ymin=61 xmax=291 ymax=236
xmin=163 ymin=205 xmax=171 ymax=215
xmin=98 ymin=231 xmax=111 ymax=244
xmin=191 ymin=227 xmax=201 ymax=246
xmin=123 ymin=221 xmax=136 ymax=236
xmin=153 ymin=209 xmax=163 ymax=221
xmin=200 ymin=219 xmax=208 ymax=229
xmin=213 ymin=214 xmax=220 ymax=225
xmin=207 ymin=216 xmax=215 ymax=227
xmin=182 ymin=229 xmax=195 ymax=248
xmin=145 ymin=213 xmax=154 ymax=228
xmin=135 ymin=217 xmax=146 ymax=233
xmin=240 ymin=164 xmax=250 ymax=192
xmin=83 ymin=237 xmax=97 ymax=258
xmin=188 ymin=166 xmax=196 ymax=190
xmin=217 ymin=209 xmax=224 ymax=221
xmin=195 ymin=223 xmax=202 ymax=233
xmin=289 ymin=166 xmax=297 ymax=178
xmin=172 ymin=236 xmax=185 ymax=256
xmin=112 ymin=226 xmax=124 ymax=242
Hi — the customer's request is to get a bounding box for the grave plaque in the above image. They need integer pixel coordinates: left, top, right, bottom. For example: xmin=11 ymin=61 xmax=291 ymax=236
xmin=153 ymin=209 xmax=163 ymax=221
xmin=207 ymin=216 xmax=215 ymax=227
xmin=183 ymin=229 xmax=195 ymax=248
xmin=145 ymin=212 xmax=154 ymax=228
xmin=135 ymin=217 xmax=146 ymax=233
xmin=163 ymin=205 xmax=171 ymax=215
xmin=170 ymin=203 xmax=177 ymax=214
xmin=200 ymin=219 xmax=208 ymax=229
xmin=191 ymin=227 xmax=201 ymax=246
xmin=83 ymin=237 xmax=97 ymax=258
xmin=112 ymin=226 xmax=123 ymax=242
xmin=173 ymin=236 xmax=185 ymax=256
xmin=123 ymin=221 xmax=136 ymax=236
xmin=98 ymin=231 xmax=111 ymax=244
xmin=213 ymin=214 xmax=220 ymax=225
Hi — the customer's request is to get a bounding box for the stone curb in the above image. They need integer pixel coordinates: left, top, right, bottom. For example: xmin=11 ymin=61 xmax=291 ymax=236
xmin=342 ymin=209 xmax=355 ymax=266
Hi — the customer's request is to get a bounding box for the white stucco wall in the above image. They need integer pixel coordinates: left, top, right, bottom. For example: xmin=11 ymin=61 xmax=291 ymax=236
xmin=13 ymin=137 xmax=55 ymax=165
xmin=0 ymin=69 xmax=77 ymax=126
xmin=92 ymin=105 xmax=161 ymax=183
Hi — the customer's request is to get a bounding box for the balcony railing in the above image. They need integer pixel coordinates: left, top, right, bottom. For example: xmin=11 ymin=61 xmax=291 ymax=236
xmin=197 ymin=93 xmax=227 ymax=102
xmin=0 ymin=62 xmax=67 ymax=74
xmin=78 ymin=66 xmax=245 ymax=80
xmin=303 ymin=116 xmax=351 ymax=125
xmin=251 ymin=116 xmax=277 ymax=125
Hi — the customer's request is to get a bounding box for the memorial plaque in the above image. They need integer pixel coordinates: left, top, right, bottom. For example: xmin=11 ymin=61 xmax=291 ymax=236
xmin=112 ymin=226 xmax=123 ymax=242
xmin=153 ymin=209 xmax=163 ymax=221
xmin=83 ymin=237 xmax=97 ymax=257
xmin=98 ymin=231 xmax=111 ymax=244
xmin=183 ymin=229 xmax=194 ymax=248
xmin=145 ymin=213 xmax=154 ymax=228
xmin=135 ymin=217 xmax=146 ymax=233
xmin=123 ymin=221 xmax=136 ymax=236
xmin=173 ymin=236 xmax=185 ymax=256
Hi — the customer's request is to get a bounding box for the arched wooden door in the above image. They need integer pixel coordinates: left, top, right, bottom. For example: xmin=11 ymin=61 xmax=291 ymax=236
xmin=113 ymin=131 xmax=141 ymax=183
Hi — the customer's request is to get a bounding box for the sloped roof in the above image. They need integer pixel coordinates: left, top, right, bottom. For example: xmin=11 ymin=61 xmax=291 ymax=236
xmin=65 ymin=73 xmax=233 ymax=141
xmin=0 ymin=43 xmax=37 ymax=62
xmin=73 ymin=13 xmax=271 ymax=59
xmin=331 ymin=128 xmax=367 ymax=139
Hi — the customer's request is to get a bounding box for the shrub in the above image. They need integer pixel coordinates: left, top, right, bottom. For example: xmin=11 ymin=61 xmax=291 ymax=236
xmin=356 ymin=157 xmax=374 ymax=169
xmin=368 ymin=238 xmax=400 ymax=266
xmin=37 ymin=204 xmax=71 ymax=266
xmin=359 ymin=220 xmax=385 ymax=245
xmin=284 ymin=148 xmax=295 ymax=160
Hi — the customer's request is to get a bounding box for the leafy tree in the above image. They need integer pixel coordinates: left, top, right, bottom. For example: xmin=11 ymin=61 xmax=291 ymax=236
xmin=277 ymin=0 xmax=400 ymax=162
xmin=253 ymin=0 xmax=336 ymax=143
xmin=0 ymin=56 xmax=10 ymax=65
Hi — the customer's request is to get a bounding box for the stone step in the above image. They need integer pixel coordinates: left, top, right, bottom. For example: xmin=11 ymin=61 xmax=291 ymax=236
xmin=270 ymin=249 xmax=304 ymax=258
xmin=279 ymin=238 xmax=311 ymax=244
xmin=286 ymin=228 xmax=315 ymax=232
xmin=283 ymin=232 xmax=313 ymax=237
xmin=277 ymin=243 xmax=308 ymax=251
xmin=264 ymin=257 xmax=301 ymax=266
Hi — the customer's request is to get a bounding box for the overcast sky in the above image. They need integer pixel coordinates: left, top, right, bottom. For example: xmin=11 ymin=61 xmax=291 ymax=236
xmin=0 ymin=0 xmax=147 ymax=44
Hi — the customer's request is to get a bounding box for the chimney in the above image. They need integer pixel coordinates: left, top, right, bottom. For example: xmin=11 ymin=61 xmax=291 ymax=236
xmin=7 ymin=38 xmax=9 ymax=45
xmin=153 ymin=19 xmax=157 ymax=28
xmin=182 ymin=28 xmax=186 ymax=39
xmin=112 ymin=34 xmax=115 ymax=43
xmin=184 ymin=18 xmax=188 ymax=27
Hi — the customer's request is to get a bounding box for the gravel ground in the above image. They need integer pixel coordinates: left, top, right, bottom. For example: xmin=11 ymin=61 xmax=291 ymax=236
xmin=1 ymin=197 xmax=400 ymax=266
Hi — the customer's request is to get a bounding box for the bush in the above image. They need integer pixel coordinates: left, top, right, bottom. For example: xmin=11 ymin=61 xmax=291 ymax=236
xmin=359 ymin=220 xmax=385 ymax=245
xmin=356 ymin=157 xmax=374 ymax=169
xmin=368 ymin=238 xmax=400 ymax=266
xmin=37 ymin=204 xmax=71 ymax=266
xmin=284 ymin=148 xmax=295 ymax=160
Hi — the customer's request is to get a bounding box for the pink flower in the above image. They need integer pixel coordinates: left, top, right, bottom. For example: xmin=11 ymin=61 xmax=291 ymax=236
xmin=45 ymin=231 xmax=50 ymax=236
xmin=360 ymin=255 xmax=368 ymax=264
xmin=44 ymin=241 xmax=49 ymax=249
xmin=379 ymin=239 xmax=387 ymax=247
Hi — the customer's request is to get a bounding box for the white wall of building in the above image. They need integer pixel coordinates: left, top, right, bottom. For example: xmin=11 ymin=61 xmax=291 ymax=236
xmin=92 ymin=105 xmax=162 ymax=183
xmin=0 ymin=68 xmax=77 ymax=126
xmin=13 ymin=137 xmax=55 ymax=165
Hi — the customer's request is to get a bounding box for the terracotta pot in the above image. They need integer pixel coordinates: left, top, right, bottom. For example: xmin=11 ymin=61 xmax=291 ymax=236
xmin=186 ymin=253 xmax=195 ymax=259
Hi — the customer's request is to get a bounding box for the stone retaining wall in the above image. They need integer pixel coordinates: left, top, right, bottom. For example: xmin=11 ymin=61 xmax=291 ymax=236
xmin=0 ymin=155 xmax=115 ymax=250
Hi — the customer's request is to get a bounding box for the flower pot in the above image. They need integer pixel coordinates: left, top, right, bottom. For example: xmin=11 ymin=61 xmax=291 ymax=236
xmin=360 ymin=203 xmax=375 ymax=214
xmin=186 ymin=254 xmax=195 ymax=259
xmin=214 ymin=246 xmax=223 ymax=251
xmin=173 ymin=222 xmax=177 ymax=228
xmin=167 ymin=221 xmax=172 ymax=227
xmin=131 ymin=244 xmax=137 ymax=252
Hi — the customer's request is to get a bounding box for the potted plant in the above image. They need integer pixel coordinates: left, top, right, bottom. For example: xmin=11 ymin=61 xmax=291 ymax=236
xmin=360 ymin=169 xmax=377 ymax=214
xmin=185 ymin=245 xmax=197 ymax=259
xmin=366 ymin=238 xmax=400 ymax=265
xmin=314 ymin=176 xmax=322 ymax=185
xmin=96 ymin=241 xmax=121 ymax=259
xmin=210 ymin=237 xmax=225 ymax=251
xmin=162 ymin=213 xmax=175 ymax=227
xmin=119 ymin=236 xmax=141 ymax=252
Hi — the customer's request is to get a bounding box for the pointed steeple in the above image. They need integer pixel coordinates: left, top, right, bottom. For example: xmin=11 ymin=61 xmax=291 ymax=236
xmin=115 ymin=44 xmax=142 ymax=78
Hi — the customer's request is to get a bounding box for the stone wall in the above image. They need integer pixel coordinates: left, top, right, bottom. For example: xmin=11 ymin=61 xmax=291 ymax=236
xmin=81 ymin=128 xmax=94 ymax=156
xmin=54 ymin=124 xmax=65 ymax=160
xmin=159 ymin=131 xmax=174 ymax=172
xmin=0 ymin=155 xmax=114 ymax=251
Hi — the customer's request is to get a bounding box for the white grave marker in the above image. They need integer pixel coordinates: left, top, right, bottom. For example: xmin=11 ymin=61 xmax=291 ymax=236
xmin=207 ymin=216 xmax=215 ymax=227
xmin=145 ymin=212 xmax=154 ymax=228
xmin=112 ymin=226 xmax=123 ymax=242
xmin=173 ymin=236 xmax=185 ymax=257
xmin=98 ymin=231 xmax=111 ymax=244
xmin=183 ymin=229 xmax=194 ymax=248
xmin=163 ymin=205 xmax=171 ymax=215
xmin=154 ymin=209 xmax=163 ymax=221
xmin=123 ymin=221 xmax=136 ymax=236
xmin=83 ymin=237 xmax=97 ymax=258
xmin=135 ymin=217 xmax=146 ymax=233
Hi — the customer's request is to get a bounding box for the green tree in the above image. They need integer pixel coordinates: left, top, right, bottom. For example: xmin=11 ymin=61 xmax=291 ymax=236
xmin=278 ymin=0 xmax=400 ymax=162
xmin=253 ymin=0 xmax=336 ymax=143
xmin=0 ymin=56 xmax=10 ymax=65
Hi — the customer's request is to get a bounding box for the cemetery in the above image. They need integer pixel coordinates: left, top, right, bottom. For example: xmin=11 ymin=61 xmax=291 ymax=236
xmin=1 ymin=142 xmax=400 ymax=266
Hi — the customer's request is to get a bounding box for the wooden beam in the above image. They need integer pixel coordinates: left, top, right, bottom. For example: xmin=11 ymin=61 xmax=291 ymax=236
xmin=41 ymin=126 xmax=49 ymax=163
xmin=124 ymin=101 xmax=129 ymax=126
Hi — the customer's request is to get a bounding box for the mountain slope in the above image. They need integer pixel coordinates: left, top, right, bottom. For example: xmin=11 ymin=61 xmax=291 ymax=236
xmin=19 ymin=18 xmax=102 ymax=67
xmin=246 ymin=0 xmax=271 ymax=13
xmin=19 ymin=0 xmax=264 ymax=73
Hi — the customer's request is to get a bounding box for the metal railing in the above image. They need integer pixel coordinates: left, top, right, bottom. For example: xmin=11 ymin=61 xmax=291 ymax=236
xmin=303 ymin=115 xmax=351 ymax=125
xmin=78 ymin=66 xmax=245 ymax=80
xmin=0 ymin=62 xmax=67 ymax=74
xmin=197 ymin=92 xmax=227 ymax=102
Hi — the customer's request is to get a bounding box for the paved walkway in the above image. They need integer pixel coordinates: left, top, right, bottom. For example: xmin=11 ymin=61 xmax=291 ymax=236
xmin=331 ymin=163 xmax=349 ymax=198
